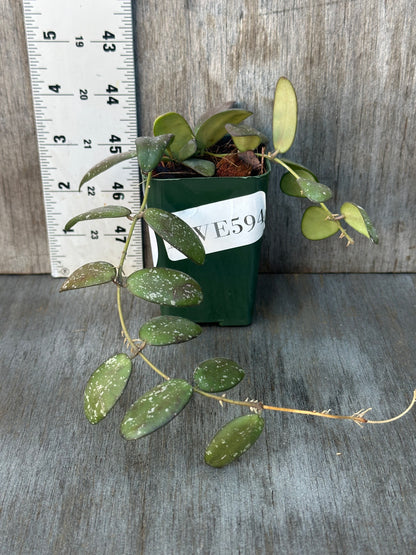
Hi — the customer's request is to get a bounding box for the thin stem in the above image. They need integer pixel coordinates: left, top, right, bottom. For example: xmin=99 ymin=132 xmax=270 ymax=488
xmin=116 ymin=285 xmax=138 ymax=354
xmin=366 ymin=390 xmax=416 ymax=424
xmin=118 ymin=212 xmax=141 ymax=281
xmin=319 ymin=203 xmax=355 ymax=246
xmin=193 ymin=388 xmax=367 ymax=424
xmin=263 ymin=154 xmax=300 ymax=179
xmin=140 ymin=171 xmax=153 ymax=212
xmin=138 ymin=351 xmax=170 ymax=381
xmin=193 ymin=387 xmax=262 ymax=410
xmin=261 ymin=404 xmax=367 ymax=424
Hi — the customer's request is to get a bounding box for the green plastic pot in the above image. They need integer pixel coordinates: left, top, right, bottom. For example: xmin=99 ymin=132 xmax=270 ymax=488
xmin=147 ymin=162 xmax=270 ymax=326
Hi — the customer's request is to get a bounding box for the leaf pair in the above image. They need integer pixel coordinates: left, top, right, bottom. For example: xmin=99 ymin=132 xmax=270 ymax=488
xmin=85 ymin=356 xmax=193 ymax=441
xmin=301 ymin=203 xmax=379 ymax=243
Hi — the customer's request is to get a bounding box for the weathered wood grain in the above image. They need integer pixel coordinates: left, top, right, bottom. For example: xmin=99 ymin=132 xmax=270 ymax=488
xmin=1 ymin=274 xmax=415 ymax=553
xmin=1 ymin=0 xmax=415 ymax=272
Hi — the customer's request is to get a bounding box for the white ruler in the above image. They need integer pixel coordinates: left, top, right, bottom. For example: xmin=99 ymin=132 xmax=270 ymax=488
xmin=23 ymin=0 xmax=142 ymax=277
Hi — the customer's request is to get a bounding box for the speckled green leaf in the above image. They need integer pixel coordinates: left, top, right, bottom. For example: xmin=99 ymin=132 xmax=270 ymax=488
xmin=182 ymin=158 xmax=216 ymax=176
xmin=225 ymin=123 xmax=268 ymax=152
xmin=273 ymin=77 xmax=297 ymax=154
xmin=195 ymin=109 xmax=252 ymax=149
xmin=64 ymin=205 xmax=131 ymax=231
xmin=205 ymin=414 xmax=265 ymax=468
xmin=297 ymin=178 xmax=333 ymax=203
xmin=280 ymin=169 xmax=316 ymax=198
xmin=84 ymin=354 xmax=132 ymax=424
xmin=341 ymin=202 xmax=379 ymax=244
xmin=135 ymin=134 xmax=174 ymax=173
xmin=139 ymin=315 xmax=202 ymax=346
xmin=144 ymin=207 xmax=205 ymax=265
xmin=193 ymin=358 xmax=245 ymax=392
xmin=79 ymin=150 xmax=136 ymax=189
xmin=126 ymin=268 xmax=203 ymax=307
xmin=60 ymin=261 xmax=116 ymax=291
xmin=301 ymin=206 xmax=339 ymax=240
xmin=153 ymin=112 xmax=196 ymax=160
xmin=120 ymin=379 xmax=193 ymax=440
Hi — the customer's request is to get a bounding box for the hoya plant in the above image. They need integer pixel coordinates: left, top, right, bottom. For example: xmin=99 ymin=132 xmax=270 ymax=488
xmin=60 ymin=77 xmax=412 ymax=468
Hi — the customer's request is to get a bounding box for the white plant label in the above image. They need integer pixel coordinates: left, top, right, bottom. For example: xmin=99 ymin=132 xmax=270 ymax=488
xmin=150 ymin=191 xmax=266 ymax=264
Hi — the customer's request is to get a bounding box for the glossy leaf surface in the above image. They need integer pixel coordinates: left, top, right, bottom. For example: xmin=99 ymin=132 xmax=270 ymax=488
xmin=79 ymin=150 xmax=136 ymax=189
xmin=297 ymin=178 xmax=333 ymax=203
xmin=126 ymin=268 xmax=203 ymax=307
xmin=120 ymin=379 xmax=193 ymax=440
xmin=205 ymin=414 xmax=265 ymax=468
xmin=135 ymin=134 xmax=174 ymax=173
xmin=280 ymin=168 xmax=316 ymax=197
xmin=301 ymin=206 xmax=339 ymax=240
xmin=153 ymin=112 xmax=195 ymax=160
xmin=193 ymin=358 xmax=245 ymax=392
xmin=84 ymin=354 xmax=132 ymax=424
xmin=273 ymin=77 xmax=297 ymax=154
xmin=60 ymin=261 xmax=116 ymax=291
xmin=144 ymin=207 xmax=205 ymax=264
xmin=225 ymin=123 xmax=268 ymax=152
xmin=139 ymin=315 xmax=202 ymax=346
xmin=341 ymin=202 xmax=379 ymax=243
xmin=181 ymin=158 xmax=216 ymax=176
xmin=195 ymin=109 xmax=252 ymax=149
xmin=64 ymin=205 xmax=131 ymax=231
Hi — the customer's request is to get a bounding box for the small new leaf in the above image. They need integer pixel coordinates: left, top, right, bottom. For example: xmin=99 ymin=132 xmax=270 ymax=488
xmin=181 ymin=158 xmax=216 ymax=176
xmin=301 ymin=206 xmax=339 ymax=240
xmin=341 ymin=202 xmax=379 ymax=243
xmin=126 ymin=268 xmax=203 ymax=307
xmin=120 ymin=379 xmax=193 ymax=440
xmin=79 ymin=150 xmax=136 ymax=189
xmin=144 ymin=207 xmax=205 ymax=265
xmin=193 ymin=358 xmax=245 ymax=392
xmin=84 ymin=354 xmax=132 ymax=424
xmin=297 ymin=178 xmax=333 ymax=203
xmin=60 ymin=261 xmax=116 ymax=291
xmin=225 ymin=123 xmax=268 ymax=152
xmin=135 ymin=134 xmax=174 ymax=173
xmin=273 ymin=77 xmax=297 ymax=154
xmin=139 ymin=315 xmax=202 ymax=346
xmin=195 ymin=109 xmax=252 ymax=149
xmin=153 ymin=112 xmax=195 ymax=160
xmin=204 ymin=414 xmax=265 ymax=468
xmin=64 ymin=205 xmax=131 ymax=231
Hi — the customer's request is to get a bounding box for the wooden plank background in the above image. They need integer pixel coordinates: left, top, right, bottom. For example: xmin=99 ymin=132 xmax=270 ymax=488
xmin=2 ymin=273 xmax=416 ymax=552
xmin=1 ymin=0 xmax=415 ymax=274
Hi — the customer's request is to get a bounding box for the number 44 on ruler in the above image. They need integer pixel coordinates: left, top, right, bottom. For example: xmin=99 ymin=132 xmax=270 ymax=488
xmin=23 ymin=0 xmax=142 ymax=277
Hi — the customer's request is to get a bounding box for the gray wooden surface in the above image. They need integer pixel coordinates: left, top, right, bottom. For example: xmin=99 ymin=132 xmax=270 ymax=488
xmin=1 ymin=0 xmax=415 ymax=274
xmin=1 ymin=273 xmax=415 ymax=554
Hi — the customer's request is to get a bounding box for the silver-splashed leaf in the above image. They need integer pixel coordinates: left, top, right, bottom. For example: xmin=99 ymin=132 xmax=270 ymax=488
xmin=79 ymin=150 xmax=136 ymax=189
xmin=60 ymin=261 xmax=116 ymax=291
xmin=120 ymin=379 xmax=193 ymax=440
xmin=144 ymin=207 xmax=205 ymax=265
xmin=205 ymin=414 xmax=265 ymax=468
xmin=64 ymin=205 xmax=131 ymax=231
xmin=193 ymin=358 xmax=245 ymax=392
xmin=139 ymin=315 xmax=202 ymax=346
xmin=126 ymin=268 xmax=203 ymax=307
xmin=84 ymin=353 xmax=132 ymax=424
